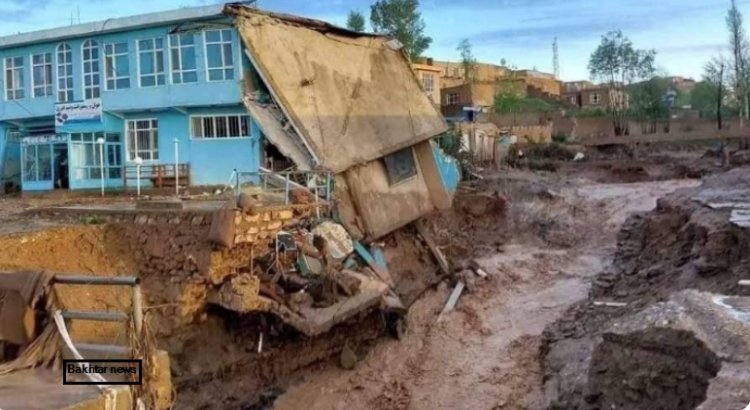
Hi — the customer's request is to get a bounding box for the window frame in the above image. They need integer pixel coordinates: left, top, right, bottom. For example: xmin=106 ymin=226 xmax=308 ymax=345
xmin=31 ymin=52 xmax=52 ymax=98
xmin=383 ymin=147 xmax=418 ymax=186
xmin=190 ymin=114 xmax=251 ymax=139
xmin=104 ymin=42 xmax=130 ymax=91
xmin=421 ymin=73 xmax=434 ymax=93
xmin=137 ymin=38 xmax=166 ymax=88
xmin=203 ymin=29 xmax=234 ymax=82
xmin=56 ymin=43 xmax=74 ymax=102
xmin=169 ymin=33 xmax=198 ymax=84
xmin=81 ymin=39 xmax=101 ymax=100
xmin=447 ymin=92 xmax=460 ymax=105
xmin=4 ymin=56 xmax=25 ymax=101
xmin=125 ymin=119 xmax=159 ymax=162
xmin=590 ymin=92 xmax=601 ymax=105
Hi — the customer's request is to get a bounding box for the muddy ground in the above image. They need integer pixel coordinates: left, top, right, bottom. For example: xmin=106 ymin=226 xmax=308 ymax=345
xmin=270 ymin=147 xmax=706 ymax=410
xmin=0 ymin=143 xmax=739 ymax=409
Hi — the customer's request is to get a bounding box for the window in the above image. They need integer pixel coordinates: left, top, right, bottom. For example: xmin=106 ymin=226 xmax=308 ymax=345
xmin=590 ymin=92 xmax=601 ymax=105
xmin=204 ymin=29 xmax=234 ymax=81
xmin=5 ymin=56 xmax=24 ymax=100
xmin=169 ymin=34 xmax=197 ymax=84
xmin=5 ymin=56 xmax=29 ymax=101
xmin=569 ymin=95 xmax=577 ymax=105
xmin=70 ymin=132 xmax=123 ymax=180
xmin=191 ymin=115 xmax=250 ymax=139
xmin=82 ymin=39 xmax=101 ymax=99
xmin=57 ymin=43 xmax=74 ymax=102
xmin=31 ymin=53 xmax=52 ymax=98
xmin=23 ymin=144 xmax=52 ymax=182
xmin=383 ymin=148 xmax=417 ymax=185
xmin=421 ymin=73 xmax=434 ymax=93
xmin=447 ymin=92 xmax=460 ymax=105
xmin=104 ymin=42 xmax=130 ymax=90
xmin=138 ymin=38 xmax=166 ymax=87
xmin=126 ymin=119 xmax=158 ymax=161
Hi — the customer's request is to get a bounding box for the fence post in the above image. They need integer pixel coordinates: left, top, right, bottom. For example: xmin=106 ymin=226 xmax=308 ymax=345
xmin=285 ymin=173 xmax=290 ymax=205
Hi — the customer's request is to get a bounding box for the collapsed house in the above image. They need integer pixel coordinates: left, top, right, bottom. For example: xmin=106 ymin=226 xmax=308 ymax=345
xmin=227 ymin=5 xmax=459 ymax=240
xmin=197 ymin=4 xmax=461 ymax=336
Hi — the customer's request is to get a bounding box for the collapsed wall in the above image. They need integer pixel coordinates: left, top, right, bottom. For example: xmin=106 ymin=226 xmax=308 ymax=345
xmin=542 ymin=167 xmax=750 ymax=409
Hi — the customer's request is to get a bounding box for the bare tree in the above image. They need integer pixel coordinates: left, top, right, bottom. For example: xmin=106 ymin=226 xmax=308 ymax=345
xmin=704 ymin=56 xmax=729 ymax=130
xmin=456 ymin=39 xmax=477 ymax=82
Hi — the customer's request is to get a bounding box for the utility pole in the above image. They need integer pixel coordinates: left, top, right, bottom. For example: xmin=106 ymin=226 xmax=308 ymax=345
xmin=553 ymin=37 xmax=560 ymax=79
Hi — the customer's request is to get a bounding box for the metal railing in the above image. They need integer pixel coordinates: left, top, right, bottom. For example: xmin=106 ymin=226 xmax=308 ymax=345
xmin=53 ymin=275 xmax=142 ymax=357
xmin=234 ymin=168 xmax=333 ymax=206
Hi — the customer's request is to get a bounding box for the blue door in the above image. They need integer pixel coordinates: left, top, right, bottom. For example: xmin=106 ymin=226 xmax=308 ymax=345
xmin=21 ymin=143 xmax=54 ymax=191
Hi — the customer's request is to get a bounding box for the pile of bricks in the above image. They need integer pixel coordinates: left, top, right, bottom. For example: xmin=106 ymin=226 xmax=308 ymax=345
xmin=233 ymin=207 xmax=297 ymax=244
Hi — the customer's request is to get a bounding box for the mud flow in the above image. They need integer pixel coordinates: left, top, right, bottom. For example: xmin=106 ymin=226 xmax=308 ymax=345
xmin=2 ymin=143 xmax=750 ymax=410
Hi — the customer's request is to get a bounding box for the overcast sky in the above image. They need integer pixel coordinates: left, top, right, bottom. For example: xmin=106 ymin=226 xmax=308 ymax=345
xmin=1 ymin=0 xmax=748 ymax=81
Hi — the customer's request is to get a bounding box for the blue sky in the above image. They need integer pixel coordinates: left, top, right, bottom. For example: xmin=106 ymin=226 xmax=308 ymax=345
xmin=0 ymin=0 xmax=747 ymax=81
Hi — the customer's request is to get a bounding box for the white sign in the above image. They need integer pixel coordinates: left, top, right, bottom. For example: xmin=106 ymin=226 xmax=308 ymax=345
xmin=21 ymin=134 xmax=68 ymax=146
xmin=55 ymin=99 xmax=102 ymax=126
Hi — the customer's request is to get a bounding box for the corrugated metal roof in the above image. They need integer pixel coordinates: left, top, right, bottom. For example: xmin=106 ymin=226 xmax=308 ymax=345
xmin=0 ymin=4 xmax=225 ymax=49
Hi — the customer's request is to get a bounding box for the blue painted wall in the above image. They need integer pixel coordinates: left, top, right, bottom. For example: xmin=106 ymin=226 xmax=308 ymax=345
xmin=0 ymin=12 xmax=263 ymax=190
xmin=431 ymin=140 xmax=461 ymax=194
xmin=0 ymin=21 xmax=243 ymax=121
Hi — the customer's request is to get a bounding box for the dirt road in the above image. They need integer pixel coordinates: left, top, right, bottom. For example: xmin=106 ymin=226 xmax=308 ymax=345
xmin=273 ymin=177 xmax=699 ymax=410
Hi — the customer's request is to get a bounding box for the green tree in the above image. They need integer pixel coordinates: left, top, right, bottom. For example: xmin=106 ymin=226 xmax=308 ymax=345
xmin=370 ymin=0 xmax=432 ymax=59
xmin=727 ymin=0 xmax=749 ymax=125
xmin=457 ymin=39 xmax=476 ymax=82
xmin=346 ymin=11 xmax=366 ymax=32
xmin=628 ymin=77 xmax=670 ymax=134
xmin=588 ymin=30 xmax=656 ymax=135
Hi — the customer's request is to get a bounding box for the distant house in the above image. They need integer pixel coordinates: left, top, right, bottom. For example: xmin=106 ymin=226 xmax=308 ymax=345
xmin=0 ymin=5 xmax=260 ymax=191
xmin=412 ymin=59 xmax=442 ymax=107
xmin=563 ymin=84 xmax=627 ymax=110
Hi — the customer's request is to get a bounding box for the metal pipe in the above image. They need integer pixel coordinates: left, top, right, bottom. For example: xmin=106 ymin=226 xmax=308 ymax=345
xmin=62 ymin=310 xmax=128 ymax=322
xmin=53 ymin=275 xmax=139 ymax=286
xmin=74 ymin=343 xmax=130 ymax=355
xmin=131 ymin=284 xmax=143 ymax=336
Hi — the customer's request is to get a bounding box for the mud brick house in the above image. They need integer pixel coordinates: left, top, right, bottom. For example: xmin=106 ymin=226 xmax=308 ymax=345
xmin=227 ymin=5 xmax=459 ymax=239
xmin=0 ymin=4 xmax=260 ymax=192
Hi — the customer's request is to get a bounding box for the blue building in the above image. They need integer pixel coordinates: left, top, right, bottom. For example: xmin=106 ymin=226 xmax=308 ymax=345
xmin=0 ymin=5 xmax=262 ymax=192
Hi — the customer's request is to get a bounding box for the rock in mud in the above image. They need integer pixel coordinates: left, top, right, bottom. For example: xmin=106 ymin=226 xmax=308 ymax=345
xmin=339 ymin=343 xmax=358 ymax=370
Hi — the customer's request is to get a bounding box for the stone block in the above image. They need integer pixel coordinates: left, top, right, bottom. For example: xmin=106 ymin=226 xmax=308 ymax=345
xmin=247 ymin=226 xmax=259 ymax=235
xmin=244 ymin=213 xmax=260 ymax=223
xmin=262 ymin=212 xmax=272 ymax=222
xmin=266 ymin=220 xmax=283 ymax=231
xmin=277 ymin=209 xmax=294 ymax=220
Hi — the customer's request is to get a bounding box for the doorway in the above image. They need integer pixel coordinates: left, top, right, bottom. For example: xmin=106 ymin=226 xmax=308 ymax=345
xmin=53 ymin=143 xmax=69 ymax=189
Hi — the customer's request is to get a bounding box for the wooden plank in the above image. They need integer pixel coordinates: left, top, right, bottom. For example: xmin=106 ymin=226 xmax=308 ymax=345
xmin=415 ymin=220 xmax=450 ymax=275
xmin=353 ymin=241 xmax=393 ymax=286
xmin=592 ymin=301 xmax=627 ymax=308
xmin=437 ymin=281 xmax=465 ymax=322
